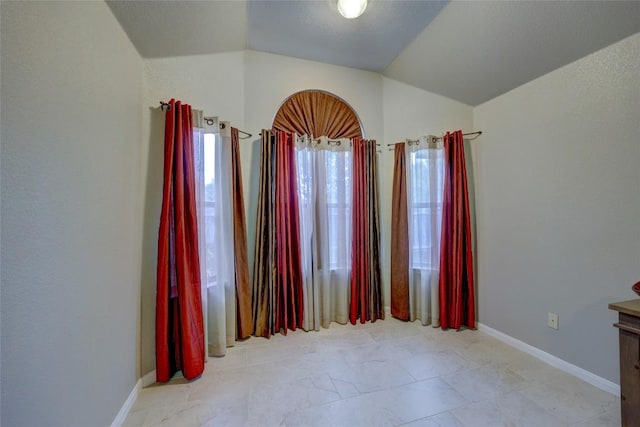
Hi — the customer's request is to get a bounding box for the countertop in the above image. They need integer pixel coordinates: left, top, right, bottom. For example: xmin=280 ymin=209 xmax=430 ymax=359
xmin=609 ymin=299 xmax=640 ymax=317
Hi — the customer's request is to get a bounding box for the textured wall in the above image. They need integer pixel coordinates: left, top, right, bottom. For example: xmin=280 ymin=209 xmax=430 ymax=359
xmin=1 ymin=2 xmax=143 ymax=425
xmin=473 ymin=33 xmax=640 ymax=383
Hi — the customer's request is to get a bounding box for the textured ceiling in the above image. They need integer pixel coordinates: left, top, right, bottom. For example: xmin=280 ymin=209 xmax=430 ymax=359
xmin=246 ymin=0 xmax=447 ymax=71
xmin=106 ymin=0 xmax=247 ymax=57
xmin=385 ymin=1 xmax=640 ymax=106
xmin=107 ymin=0 xmax=640 ymax=106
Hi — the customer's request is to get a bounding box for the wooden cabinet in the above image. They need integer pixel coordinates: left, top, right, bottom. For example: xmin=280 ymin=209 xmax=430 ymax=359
xmin=609 ymin=299 xmax=640 ymax=426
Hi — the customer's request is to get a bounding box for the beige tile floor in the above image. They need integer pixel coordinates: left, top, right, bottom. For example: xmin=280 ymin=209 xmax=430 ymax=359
xmin=124 ymin=317 xmax=620 ymax=427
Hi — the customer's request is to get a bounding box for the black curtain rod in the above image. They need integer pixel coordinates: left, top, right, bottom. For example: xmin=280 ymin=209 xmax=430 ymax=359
xmin=159 ymin=101 xmax=252 ymax=139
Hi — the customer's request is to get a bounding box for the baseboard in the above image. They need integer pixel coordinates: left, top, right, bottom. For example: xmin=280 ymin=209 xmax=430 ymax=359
xmin=110 ymin=370 xmax=156 ymax=426
xmin=477 ymin=322 xmax=620 ymax=396
xmin=110 ymin=378 xmax=141 ymax=427
xmin=141 ymin=369 xmax=157 ymax=388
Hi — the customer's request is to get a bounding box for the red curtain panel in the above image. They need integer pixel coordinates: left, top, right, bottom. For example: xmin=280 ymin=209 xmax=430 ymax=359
xmin=350 ymin=138 xmax=384 ymax=324
xmin=274 ymin=130 xmax=304 ymax=333
xmin=156 ymin=99 xmax=205 ymax=382
xmin=439 ymin=130 xmax=476 ymax=330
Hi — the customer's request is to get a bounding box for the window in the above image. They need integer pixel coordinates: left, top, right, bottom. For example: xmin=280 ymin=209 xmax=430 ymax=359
xmin=276 ymin=89 xmax=362 ymax=275
xmin=408 ymin=148 xmax=444 ymax=270
xmin=295 ymin=145 xmax=352 ymax=272
xmin=203 ymin=133 xmax=217 ymax=286
xmin=325 ymin=150 xmax=351 ymax=270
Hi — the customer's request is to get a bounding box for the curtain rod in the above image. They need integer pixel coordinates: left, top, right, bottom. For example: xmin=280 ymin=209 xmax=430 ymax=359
xmin=386 ymin=131 xmax=482 ymax=148
xmin=159 ymin=101 xmax=252 ymax=139
xmin=257 ymin=132 xmax=381 ymax=152
xmin=259 ymin=131 xmax=381 ymax=146
xmin=206 ymin=118 xmax=252 ymax=139
xmin=258 ymin=132 xmax=342 ymax=144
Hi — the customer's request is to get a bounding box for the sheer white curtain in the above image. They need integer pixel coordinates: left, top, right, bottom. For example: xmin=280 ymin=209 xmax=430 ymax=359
xmin=296 ymin=136 xmax=318 ymax=330
xmin=296 ymin=136 xmax=352 ymax=330
xmin=406 ymin=136 xmax=444 ymax=326
xmin=194 ymin=118 xmax=236 ymax=357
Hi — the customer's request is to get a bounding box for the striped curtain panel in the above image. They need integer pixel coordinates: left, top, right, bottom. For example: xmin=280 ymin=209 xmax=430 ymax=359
xmin=350 ymin=138 xmax=384 ymax=324
xmin=252 ymin=129 xmax=304 ymax=337
xmin=230 ymin=127 xmax=253 ymax=339
xmin=252 ymin=130 xmax=276 ymax=337
xmin=274 ymin=130 xmax=304 ymax=332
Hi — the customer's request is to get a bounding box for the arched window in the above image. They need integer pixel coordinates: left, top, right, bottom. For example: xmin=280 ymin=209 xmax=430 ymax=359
xmin=263 ymin=90 xmax=361 ymax=330
xmin=272 ymin=90 xmax=363 ymax=139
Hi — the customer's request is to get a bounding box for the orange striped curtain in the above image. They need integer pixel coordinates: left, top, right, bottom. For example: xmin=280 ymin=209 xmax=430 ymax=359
xmin=230 ymin=127 xmax=253 ymax=339
xmin=252 ymin=130 xmax=276 ymax=337
xmin=350 ymin=138 xmax=383 ymax=324
xmin=252 ymin=129 xmax=304 ymax=337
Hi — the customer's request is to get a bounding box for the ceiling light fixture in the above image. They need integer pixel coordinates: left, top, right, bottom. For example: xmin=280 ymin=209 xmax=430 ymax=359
xmin=337 ymin=0 xmax=367 ymax=19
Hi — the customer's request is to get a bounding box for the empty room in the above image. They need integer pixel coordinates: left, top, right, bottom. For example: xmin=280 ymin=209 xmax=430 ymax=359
xmin=1 ymin=1 xmax=639 ymax=426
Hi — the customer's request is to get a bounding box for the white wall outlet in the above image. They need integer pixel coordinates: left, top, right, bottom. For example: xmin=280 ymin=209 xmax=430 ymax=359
xmin=548 ymin=312 xmax=559 ymax=330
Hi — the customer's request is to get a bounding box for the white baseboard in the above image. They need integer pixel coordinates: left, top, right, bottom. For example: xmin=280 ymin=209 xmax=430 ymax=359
xmin=110 ymin=370 xmax=156 ymax=427
xmin=141 ymin=369 xmax=157 ymax=388
xmin=477 ymin=322 xmax=620 ymax=396
xmin=110 ymin=378 xmax=141 ymax=427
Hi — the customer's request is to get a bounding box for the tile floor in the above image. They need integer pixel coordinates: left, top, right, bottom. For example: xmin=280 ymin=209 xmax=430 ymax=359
xmin=124 ymin=317 xmax=620 ymax=427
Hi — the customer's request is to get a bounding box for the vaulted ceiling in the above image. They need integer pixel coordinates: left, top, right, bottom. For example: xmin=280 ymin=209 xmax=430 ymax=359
xmin=107 ymin=0 xmax=640 ymax=106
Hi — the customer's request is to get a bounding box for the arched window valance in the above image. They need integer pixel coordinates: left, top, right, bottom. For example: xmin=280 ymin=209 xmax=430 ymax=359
xmin=272 ymin=90 xmax=363 ymax=139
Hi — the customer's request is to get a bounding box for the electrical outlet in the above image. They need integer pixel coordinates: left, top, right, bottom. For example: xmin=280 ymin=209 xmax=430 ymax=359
xmin=548 ymin=312 xmax=559 ymax=330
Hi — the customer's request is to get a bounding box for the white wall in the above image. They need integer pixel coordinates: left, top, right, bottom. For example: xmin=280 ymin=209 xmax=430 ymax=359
xmin=1 ymin=2 xmax=143 ymax=426
xmin=383 ymin=78 xmax=474 ymax=144
xmin=473 ymin=33 xmax=640 ymax=383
